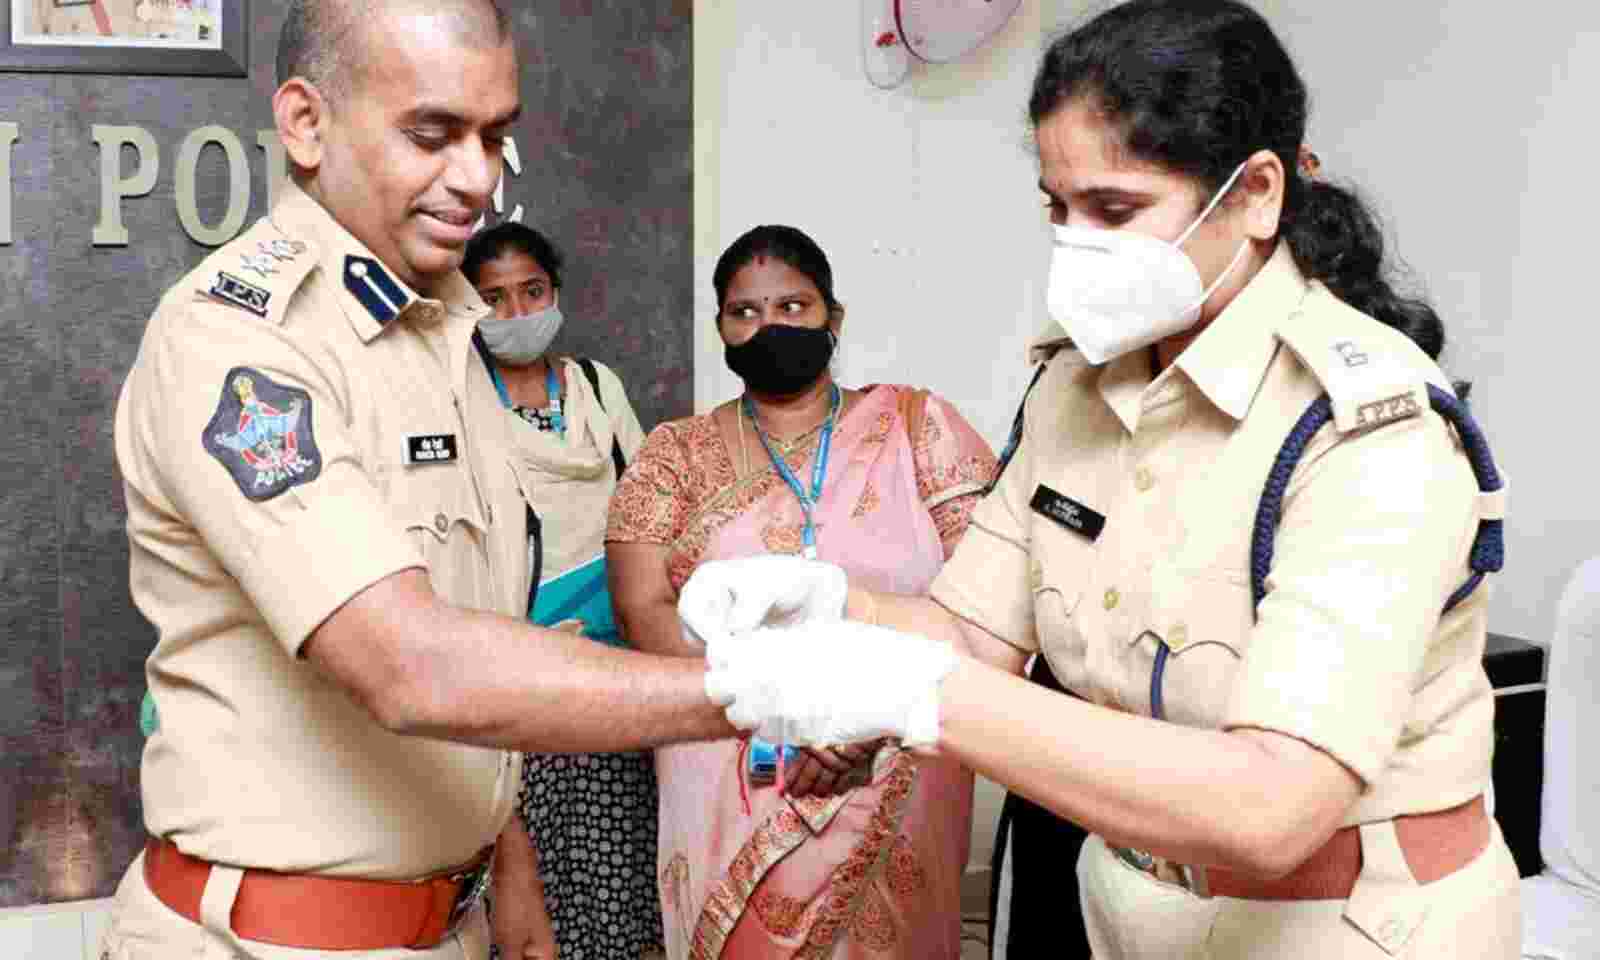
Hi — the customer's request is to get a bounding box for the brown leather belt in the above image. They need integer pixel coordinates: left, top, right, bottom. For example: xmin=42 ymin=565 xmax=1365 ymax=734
xmin=1114 ymin=795 xmax=1490 ymax=901
xmin=142 ymin=837 xmax=494 ymax=950
xmin=1207 ymin=795 xmax=1490 ymax=900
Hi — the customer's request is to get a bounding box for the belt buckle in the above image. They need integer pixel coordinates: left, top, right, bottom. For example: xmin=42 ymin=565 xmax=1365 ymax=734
xmin=446 ymin=851 xmax=495 ymax=933
xmin=1114 ymin=845 xmax=1158 ymax=874
xmin=1113 ymin=846 xmax=1209 ymax=897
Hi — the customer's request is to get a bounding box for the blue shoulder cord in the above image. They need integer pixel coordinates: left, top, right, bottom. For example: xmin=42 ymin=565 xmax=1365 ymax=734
xmin=1150 ymin=384 xmax=1505 ymax=721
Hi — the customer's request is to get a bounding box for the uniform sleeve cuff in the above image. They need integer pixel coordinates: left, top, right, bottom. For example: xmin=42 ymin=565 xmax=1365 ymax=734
xmin=240 ymin=484 xmax=424 ymax=657
xmin=1221 ymin=704 xmax=1384 ymax=787
xmin=929 ymin=524 xmax=1037 ymax=655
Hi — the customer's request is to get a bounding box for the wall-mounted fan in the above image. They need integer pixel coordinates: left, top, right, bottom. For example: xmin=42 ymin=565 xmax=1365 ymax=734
xmin=861 ymin=0 xmax=1023 ymax=90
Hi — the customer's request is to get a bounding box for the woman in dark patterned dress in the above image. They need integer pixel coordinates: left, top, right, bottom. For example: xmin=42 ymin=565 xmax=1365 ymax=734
xmin=463 ymin=222 xmax=664 ymax=960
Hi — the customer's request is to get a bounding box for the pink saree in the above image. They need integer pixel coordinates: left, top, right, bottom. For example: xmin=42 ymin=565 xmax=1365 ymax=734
xmin=607 ymin=384 xmax=996 ymax=960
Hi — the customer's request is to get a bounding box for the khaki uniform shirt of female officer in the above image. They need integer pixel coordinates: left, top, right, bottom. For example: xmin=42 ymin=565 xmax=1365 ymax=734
xmin=680 ymin=2 xmax=1520 ymax=958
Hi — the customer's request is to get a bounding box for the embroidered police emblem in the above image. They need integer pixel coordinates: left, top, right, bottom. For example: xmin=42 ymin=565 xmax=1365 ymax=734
xmin=210 ymin=271 xmax=271 ymax=317
xmin=203 ymin=367 xmax=322 ymax=501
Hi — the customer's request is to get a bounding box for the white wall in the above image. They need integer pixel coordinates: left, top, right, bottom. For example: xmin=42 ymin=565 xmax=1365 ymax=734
xmin=700 ymin=0 xmax=1600 ymax=648
xmin=0 ymin=899 xmax=112 ymax=959
xmin=694 ymin=0 xmax=1051 ymax=448
xmin=1250 ymin=0 xmax=1600 ymax=645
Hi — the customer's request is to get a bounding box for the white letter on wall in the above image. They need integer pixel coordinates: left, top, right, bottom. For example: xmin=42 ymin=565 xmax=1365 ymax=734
xmin=92 ymin=125 xmax=160 ymax=246
xmin=0 ymin=122 xmax=18 ymax=246
xmin=176 ymin=125 xmax=250 ymax=246
xmin=256 ymin=130 xmax=287 ymax=212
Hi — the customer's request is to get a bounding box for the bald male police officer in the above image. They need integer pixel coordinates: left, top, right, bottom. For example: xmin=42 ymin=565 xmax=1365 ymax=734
xmin=101 ymin=3 xmax=730 ymax=958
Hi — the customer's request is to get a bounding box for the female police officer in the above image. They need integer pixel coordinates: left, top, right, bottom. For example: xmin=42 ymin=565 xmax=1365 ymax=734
xmin=681 ymin=2 xmax=1518 ymax=957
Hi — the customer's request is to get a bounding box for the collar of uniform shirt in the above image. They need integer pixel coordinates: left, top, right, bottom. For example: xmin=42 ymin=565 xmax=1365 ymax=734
xmin=267 ymin=180 xmax=482 ymax=343
xmin=1173 ymin=241 xmax=1307 ymax=422
xmin=1094 ymin=242 xmax=1308 ymax=434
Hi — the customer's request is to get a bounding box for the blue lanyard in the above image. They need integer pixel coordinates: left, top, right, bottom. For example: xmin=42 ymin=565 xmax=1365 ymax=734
xmin=544 ymin=362 xmax=565 ymax=435
xmin=743 ymin=384 xmax=840 ymax=560
xmin=488 ymin=362 xmax=564 ymax=436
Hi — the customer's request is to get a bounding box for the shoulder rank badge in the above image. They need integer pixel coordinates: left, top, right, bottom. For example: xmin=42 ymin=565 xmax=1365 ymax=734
xmin=210 ymin=271 xmax=271 ymax=317
xmin=203 ymin=367 xmax=322 ymax=501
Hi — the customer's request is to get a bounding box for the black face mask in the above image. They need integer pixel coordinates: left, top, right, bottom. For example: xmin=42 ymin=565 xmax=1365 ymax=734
xmin=724 ymin=324 xmax=836 ymax=396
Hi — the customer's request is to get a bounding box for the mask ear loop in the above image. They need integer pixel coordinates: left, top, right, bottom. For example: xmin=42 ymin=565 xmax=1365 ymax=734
xmin=1174 ymin=159 xmax=1254 ymax=316
xmin=1173 ymin=160 xmax=1251 ymax=249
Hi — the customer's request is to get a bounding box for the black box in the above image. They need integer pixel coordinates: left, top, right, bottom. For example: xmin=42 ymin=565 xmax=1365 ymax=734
xmin=1485 ymin=632 xmax=1546 ymax=877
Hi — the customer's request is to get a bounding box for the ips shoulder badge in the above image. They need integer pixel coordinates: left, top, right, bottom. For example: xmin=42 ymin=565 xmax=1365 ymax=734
xmin=203 ymin=367 xmax=322 ymax=501
xmin=210 ymin=271 xmax=271 ymax=318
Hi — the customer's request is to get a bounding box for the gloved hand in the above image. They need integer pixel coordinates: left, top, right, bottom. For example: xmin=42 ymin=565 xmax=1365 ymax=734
xmin=703 ymin=619 xmax=957 ymax=748
xmin=677 ymin=554 xmax=849 ymax=650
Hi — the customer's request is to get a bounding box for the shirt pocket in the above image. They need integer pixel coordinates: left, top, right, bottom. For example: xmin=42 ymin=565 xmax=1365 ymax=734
xmin=1128 ymin=563 xmax=1254 ymax=727
xmin=388 ymin=461 xmax=490 ymax=589
xmin=1029 ymin=515 xmax=1098 ymax=680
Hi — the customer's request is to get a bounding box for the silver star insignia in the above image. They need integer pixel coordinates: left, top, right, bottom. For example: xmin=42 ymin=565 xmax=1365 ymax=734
xmin=240 ymin=253 xmax=279 ymax=278
xmin=261 ymin=239 xmax=307 ymax=261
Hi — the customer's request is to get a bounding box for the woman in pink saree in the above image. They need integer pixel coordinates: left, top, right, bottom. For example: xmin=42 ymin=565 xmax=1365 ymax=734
xmin=606 ymin=225 xmax=996 ymax=960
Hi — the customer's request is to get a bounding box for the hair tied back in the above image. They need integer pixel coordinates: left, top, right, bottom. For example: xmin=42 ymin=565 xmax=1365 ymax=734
xmin=1297 ymin=145 xmax=1322 ymax=181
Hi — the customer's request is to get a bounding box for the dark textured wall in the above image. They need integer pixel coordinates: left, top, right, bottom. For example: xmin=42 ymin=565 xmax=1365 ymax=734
xmin=0 ymin=0 xmax=692 ymax=907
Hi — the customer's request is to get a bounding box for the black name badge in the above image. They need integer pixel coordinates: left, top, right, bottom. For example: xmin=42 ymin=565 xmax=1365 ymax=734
xmin=405 ymin=433 xmax=459 ymax=465
xmin=1030 ymin=485 xmax=1106 ymax=541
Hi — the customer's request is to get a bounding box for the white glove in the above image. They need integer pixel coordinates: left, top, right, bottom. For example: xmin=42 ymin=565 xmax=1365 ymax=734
xmin=677 ymin=554 xmax=849 ymax=651
xmin=703 ymin=619 xmax=957 ymax=748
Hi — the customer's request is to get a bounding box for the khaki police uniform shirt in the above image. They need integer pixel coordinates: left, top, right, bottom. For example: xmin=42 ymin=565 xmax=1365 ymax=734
xmin=932 ymin=245 xmax=1503 ymax=825
xmin=114 ymin=182 xmax=529 ymax=879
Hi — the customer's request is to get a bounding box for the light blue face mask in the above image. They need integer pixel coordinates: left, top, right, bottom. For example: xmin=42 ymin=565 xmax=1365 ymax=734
xmin=478 ymin=294 xmax=564 ymax=366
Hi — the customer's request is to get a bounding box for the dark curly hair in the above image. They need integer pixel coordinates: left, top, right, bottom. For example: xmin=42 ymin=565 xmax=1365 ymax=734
xmin=1031 ymin=0 xmax=1446 ymax=361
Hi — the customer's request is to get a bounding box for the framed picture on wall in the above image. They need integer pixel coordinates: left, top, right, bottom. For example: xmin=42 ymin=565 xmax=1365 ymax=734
xmin=1 ymin=0 xmax=246 ymax=76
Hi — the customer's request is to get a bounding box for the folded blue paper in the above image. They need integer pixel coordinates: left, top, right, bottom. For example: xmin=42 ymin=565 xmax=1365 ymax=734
xmin=531 ymin=554 xmax=624 ymax=647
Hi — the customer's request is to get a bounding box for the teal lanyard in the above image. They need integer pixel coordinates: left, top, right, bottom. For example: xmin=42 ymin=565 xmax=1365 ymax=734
xmin=544 ymin=362 xmax=565 ymax=435
xmin=743 ymin=384 xmax=840 ymax=560
xmin=488 ymin=361 xmax=564 ymax=436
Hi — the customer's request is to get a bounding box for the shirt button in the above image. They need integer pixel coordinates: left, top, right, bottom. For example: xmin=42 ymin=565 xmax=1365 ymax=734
xmin=1029 ymin=560 xmax=1044 ymax=590
xmin=1104 ymin=587 xmax=1120 ymax=611
xmin=1168 ymin=623 xmax=1188 ymax=647
xmin=1135 ymin=467 xmax=1155 ymax=492
xmin=434 ymin=513 xmax=449 ymax=534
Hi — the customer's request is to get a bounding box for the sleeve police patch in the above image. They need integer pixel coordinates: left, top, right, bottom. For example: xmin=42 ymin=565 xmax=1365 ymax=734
xmin=202 ymin=367 xmax=322 ymax=501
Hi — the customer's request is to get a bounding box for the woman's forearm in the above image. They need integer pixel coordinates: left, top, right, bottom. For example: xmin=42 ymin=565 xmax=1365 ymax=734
xmin=933 ymin=655 xmax=1359 ymax=877
xmin=843 ymin=586 xmax=1357 ymax=876
xmin=846 ymin=588 xmax=1001 ymax=661
xmin=618 ymin=598 xmax=703 ymax=658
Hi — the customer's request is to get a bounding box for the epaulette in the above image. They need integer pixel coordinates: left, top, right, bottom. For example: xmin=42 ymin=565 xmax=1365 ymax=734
xmin=1026 ymin=328 xmax=1078 ymax=368
xmin=192 ymin=218 xmax=319 ymax=326
xmin=1275 ymin=290 xmax=1429 ymax=434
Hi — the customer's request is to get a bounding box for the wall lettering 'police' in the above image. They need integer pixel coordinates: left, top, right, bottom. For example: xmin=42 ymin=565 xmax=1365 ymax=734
xmin=1030 ymin=485 xmax=1106 ymax=542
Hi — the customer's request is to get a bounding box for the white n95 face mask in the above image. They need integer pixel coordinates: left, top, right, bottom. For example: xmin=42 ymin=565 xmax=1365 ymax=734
xmin=478 ymin=295 xmax=564 ymax=366
xmin=1046 ymin=161 xmax=1251 ymax=365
